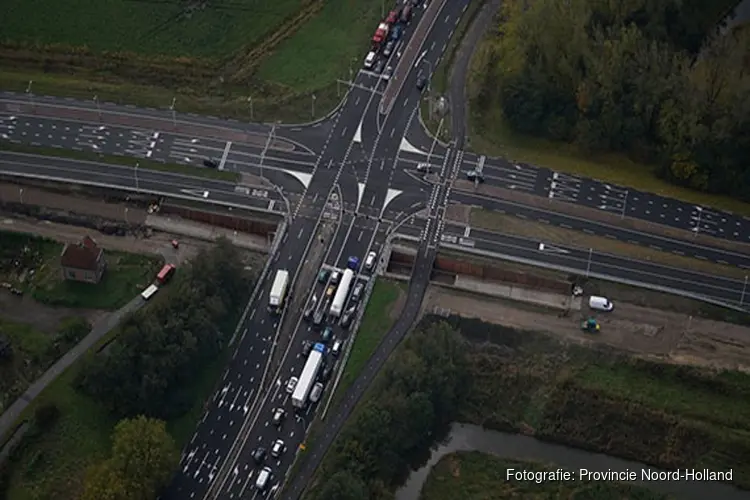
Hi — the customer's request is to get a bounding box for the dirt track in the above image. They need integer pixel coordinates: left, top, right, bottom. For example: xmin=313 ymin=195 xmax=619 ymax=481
xmin=424 ymin=286 xmax=750 ymax=372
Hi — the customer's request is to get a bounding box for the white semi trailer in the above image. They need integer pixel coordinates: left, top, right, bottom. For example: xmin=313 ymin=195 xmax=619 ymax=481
xmin=329 ymin=269 xmax=354 ymax=317
xmin=291 ymin=342 xmax=325 ymax=408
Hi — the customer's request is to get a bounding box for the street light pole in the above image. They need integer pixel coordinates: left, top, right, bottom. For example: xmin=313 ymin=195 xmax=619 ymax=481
xmin=19 ymin=188 xmax=24 ymax=204
xmin=621 ymin=190 xmax=629 ymax=219
xmin=169 ymin=97 xmax=177 ymax=129
xmin=247 ymin=96 xmax=253 ymax=121
xmin=585 ymin=248 xmax=593 ymax=278
xmin=134 ymin=162 xmax=140 ymax=191
xmin=741 ymin=275 xmax=748 ymax=307
xmin=93 ymin=94 xmax=101 ymax=120
xmin=311 ymin=94 xmax=316 ymax=119
xmin=25 ymin=80 xmax=34 ymax=111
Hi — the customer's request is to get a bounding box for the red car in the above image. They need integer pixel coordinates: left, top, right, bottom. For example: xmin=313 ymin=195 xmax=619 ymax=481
xmin=386 ymin=10 xmax=399 ymax=25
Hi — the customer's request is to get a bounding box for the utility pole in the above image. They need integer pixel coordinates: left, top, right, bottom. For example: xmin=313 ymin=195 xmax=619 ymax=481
xmin=585 ymin=248 xmax=593 ymax=278
xmin=93 ymin=94 xmax=101 ymax=120
xmin=311 ymin=94 xmax=316 ymax=119
xmin=259 ymin=122 xmax=276 ymax=180
xmin=169 ymin=97 xmax=177 ymax=129
xmin=25 ymin=80 xmax=34 ymax=111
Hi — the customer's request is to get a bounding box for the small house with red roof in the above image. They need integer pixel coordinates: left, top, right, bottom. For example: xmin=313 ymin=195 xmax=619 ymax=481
xmin=60 ymin=235 xmax=106 ymax=284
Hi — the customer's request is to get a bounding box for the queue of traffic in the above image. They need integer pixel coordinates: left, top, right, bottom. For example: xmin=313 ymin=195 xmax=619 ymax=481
xmin=247 ymin=249 xmax=379 ymax=493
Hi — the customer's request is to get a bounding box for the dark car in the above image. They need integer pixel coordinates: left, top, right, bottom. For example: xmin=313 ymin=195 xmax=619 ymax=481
xmin=203 ymin=159 xmax=218 ymax=168
xmin=302 ymin=340 xmax=313 ymax=356
xmin=374 ymin=59 xmax=386 ymax=74
xmin=466 ymin=170 xmax=485 ymax=183
xmin=416 ymin=75 xmax=428 ymax=91
xmin=320 ymin=366 xmax=333 ymax=382
xmin=322 ymin=326 xmax=334 ymax=343
xmin=389 ymin=25 xmax=402 ymax=42
xmin=317 ymin=269 xmax=329 ymax=284
xmin=251 ymin=447 xmax=266 ymax=464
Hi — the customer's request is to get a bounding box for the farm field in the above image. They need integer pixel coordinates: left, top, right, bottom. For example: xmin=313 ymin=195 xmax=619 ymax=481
xmin=0 ymin=0 xmax=385 ymax=122
xmin=0 ymin=0 xmax=304 ymax=57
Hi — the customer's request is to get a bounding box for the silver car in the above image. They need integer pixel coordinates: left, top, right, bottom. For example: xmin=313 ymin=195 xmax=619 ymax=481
xmin=309 ymin=382 xmax=324 ymax=403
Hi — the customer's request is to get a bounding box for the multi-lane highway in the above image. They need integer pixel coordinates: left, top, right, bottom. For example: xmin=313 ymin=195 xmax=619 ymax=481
xmin=394 ymin=222 xmax=748 ymax=306
xmin=1 ymin=0 xmax=750 ymax=499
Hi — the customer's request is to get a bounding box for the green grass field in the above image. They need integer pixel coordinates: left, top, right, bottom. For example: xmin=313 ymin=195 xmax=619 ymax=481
xmin=421 ymin=452 xmax=669 ymax=500
xmin=330 ymin=280 xmax=403 ymax=409
xmin=257 ymin=0 xmax=383 ymax=91
xmin=0 ymin=0 xmax=304 ymax=58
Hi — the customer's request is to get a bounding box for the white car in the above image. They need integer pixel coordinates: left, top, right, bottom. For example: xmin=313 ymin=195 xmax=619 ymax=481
xmin=383 ymin=65 xmax=393 ymax=80
xmin=364 ymin=51 xmax=376 ymax=69
xmin=310 ymin=382 xmax=324 ymax=403
xmin=271 ymin=439 xmax=286 ymax=458
xmin=365 ymin=251 xmax=377 ymax=270
xmin=285 ymin=377 xmax=298 ymax=394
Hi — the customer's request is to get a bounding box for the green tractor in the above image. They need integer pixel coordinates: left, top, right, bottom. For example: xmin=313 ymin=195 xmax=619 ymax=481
xmin=581 ymin=317 xmax=600 ymax=333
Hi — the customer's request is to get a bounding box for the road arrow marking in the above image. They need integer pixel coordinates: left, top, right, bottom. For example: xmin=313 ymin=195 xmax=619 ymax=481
xmin=353 ymin=119 xmax=363 ymax=143
xmin=180 ymin=188 xmax=210 ymax=198
xmin=538 ymin=243 xmax=570 ymax=254
xmin=356 ymin=183 xmax=366 ymax=212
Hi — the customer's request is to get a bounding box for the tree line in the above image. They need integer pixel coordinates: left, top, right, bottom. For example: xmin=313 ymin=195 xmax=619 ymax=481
xmin=73 ymin=239 xmax=252 ymax=499
xmin=472 ymin=0 xmax=750 ymax=200
xmin=76 ymin=239 xmax=251 ymax=419
xmin=307 ymin=320 xmax=470 ymax=500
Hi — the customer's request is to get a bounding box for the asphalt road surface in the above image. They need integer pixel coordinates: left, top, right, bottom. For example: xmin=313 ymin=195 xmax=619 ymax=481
xmin=0 ymin=151 xmax=284 ymax=215
xmin=394 ymin=222 xmax=749 ymax=306
xmin=1 ymin=1 xmax=747 ymax=498
xmin=449 ymin=190 xmax=750 ymax=270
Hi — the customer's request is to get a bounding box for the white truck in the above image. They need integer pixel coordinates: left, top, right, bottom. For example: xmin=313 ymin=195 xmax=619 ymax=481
xmin=291 ymin=342 xmax=325 ymax=408
xmin=329 ymin=269 xmax=354 ymax=317
xmin=269 ymin=270 xmax=290 ymax=313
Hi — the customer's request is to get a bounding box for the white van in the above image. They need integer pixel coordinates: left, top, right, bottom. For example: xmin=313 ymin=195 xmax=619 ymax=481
xmin=255 ymin=466 xmax=272 ymax=490
xmin=589 ymin=296 xmax=614 ymax=312
xmin=309 ymin=382 xmax=324 ymax=403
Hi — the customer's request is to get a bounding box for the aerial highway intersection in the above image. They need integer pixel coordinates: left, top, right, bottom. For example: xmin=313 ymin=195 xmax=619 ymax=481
xmin=1 ymin=0 xmax=750 ymax=499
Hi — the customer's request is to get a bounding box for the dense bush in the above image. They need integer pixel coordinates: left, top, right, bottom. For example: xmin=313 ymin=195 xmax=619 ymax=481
xmin=308 ymin=321 xmax=470 ymax=500
xmin=75 ymin=239 xmax=251 ymax=419
xmin=473 ymin=0 xmax=750 ymax=200
xmin=33 ymin=402 xmax=60 ymax=431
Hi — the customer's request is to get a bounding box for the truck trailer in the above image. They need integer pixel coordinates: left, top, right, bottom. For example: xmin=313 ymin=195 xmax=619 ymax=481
xmin=329 ymin=268 xmax=354 ymax=317
xmin=269 ymin=269 xmax=290 ymax=313
xmin=291 ymin=342 xmax=326 ymax=408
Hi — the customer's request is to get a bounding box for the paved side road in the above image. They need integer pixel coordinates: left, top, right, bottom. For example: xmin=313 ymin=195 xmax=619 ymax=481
xmin=449 ymin=0 xmax=502 ymax=148
xmin=0 ymin=295 xmax=144 ymax=441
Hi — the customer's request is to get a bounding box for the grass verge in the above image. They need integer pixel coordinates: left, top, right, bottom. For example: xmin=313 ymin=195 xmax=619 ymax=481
xmin=0 ymin=141 xmax=239 ymax=183
xmin=421 ymin=451 xmax=669 ymax=500
xmin=1 ymin=230 xmax=162 ymax=310
xmin=469 ymin=207 xmax=743 ymax=279
xmin=329 ymin=280 xmax=404 ymax=410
